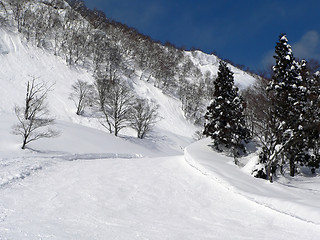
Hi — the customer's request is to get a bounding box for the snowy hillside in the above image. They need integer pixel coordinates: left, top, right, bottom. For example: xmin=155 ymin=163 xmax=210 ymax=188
xmin=1 ymin=4 xmax=320 ymax=239
xmin=187 ymin=50 xmax=256 ymax=90
xmin=0 ymin=27 xmax=197 ymax=156
xmin=0 ymin=26 xmax=255 ymax=154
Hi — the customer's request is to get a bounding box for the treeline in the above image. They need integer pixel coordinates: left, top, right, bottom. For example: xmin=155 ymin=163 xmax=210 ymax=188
xmin=1 ymin=0 xmax=220 ymax=125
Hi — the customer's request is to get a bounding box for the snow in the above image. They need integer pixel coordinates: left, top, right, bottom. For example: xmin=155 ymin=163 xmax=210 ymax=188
xmin=186 ymin=50 xmax=256 ymax=90
xmin=1 ymin=26 xmax=320 ymax=239
xmin=1 ymin=142 xmax=320 ymax=239
xmin=185 ymin=138 xmax=320 ymax=225
xmin=281 ymin=35 xmax=288 ymax=41
xmin=0 ymin=27 xmax=196 ymax=155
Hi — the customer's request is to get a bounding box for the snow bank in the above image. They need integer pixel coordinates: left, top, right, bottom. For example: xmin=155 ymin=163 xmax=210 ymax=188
xmin=184 ymin=138 xmax=320 ymax=225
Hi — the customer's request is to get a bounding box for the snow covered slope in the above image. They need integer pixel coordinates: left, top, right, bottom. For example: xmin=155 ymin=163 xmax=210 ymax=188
xmin=0 ymin=28 xmax=93 ymax=117
xmin=0 ymin=27 xmax=196 ymax=156
xmin=187 ymin=50 xmax=256 ymax=90
xmin=185 ymin=138 xmax=320 ymax=225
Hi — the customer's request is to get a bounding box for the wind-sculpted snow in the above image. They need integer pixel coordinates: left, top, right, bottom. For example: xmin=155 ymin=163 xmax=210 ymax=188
xmin=185 ymin=138 xmax=320 ymax=225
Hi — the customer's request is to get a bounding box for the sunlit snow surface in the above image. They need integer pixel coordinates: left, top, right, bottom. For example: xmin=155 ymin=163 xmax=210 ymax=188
xmin=1 ymin=143 xmax=320 ymax=239
xmin=1 ymin=29 xmax=320 ymax=239
xmin=186 ymin=139 xmax=320 ymax=224
xmin=186 ymin=50 xmax=256 ymax=90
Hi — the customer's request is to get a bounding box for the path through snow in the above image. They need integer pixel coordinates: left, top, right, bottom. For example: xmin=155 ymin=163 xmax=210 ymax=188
xmin=0 ymin=156 xmax=320 ymax=239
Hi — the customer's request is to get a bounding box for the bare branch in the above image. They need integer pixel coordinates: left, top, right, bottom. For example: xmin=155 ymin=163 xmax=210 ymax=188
xmin=12 ymin=78 xmax=59 ymax=149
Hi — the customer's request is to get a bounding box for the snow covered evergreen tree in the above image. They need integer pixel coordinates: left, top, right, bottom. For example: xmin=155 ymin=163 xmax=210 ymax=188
xmin=300 ymin=70 xmax=320 ymax=173
xmin=262 ymin=34 xmax=307 ymax=177
xmin=257 ymin=34 xmax=320 ymax=179
xmin=203 ymin=61 xmax=249 ymax=156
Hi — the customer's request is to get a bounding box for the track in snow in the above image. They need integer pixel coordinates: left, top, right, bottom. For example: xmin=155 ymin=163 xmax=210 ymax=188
xmin=0 ymin=156 xmax=319 ymax=240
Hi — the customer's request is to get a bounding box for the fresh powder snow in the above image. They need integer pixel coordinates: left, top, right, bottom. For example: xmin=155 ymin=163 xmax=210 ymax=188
xmin=0 ymin=27 xmax=320 ymax=240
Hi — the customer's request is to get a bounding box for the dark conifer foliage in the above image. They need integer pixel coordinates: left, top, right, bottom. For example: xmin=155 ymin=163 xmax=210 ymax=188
xmin=266 ymin=34 xmax=307 ymax=177
xmin=203 ymin=61 xmax=249 ymax=154
xmin=253 ymin=34 xmax=320 ymax=180
xmin=268 ymin=34 xmax=303 ymax=130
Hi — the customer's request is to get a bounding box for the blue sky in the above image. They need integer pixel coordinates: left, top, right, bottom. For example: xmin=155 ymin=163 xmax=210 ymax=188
xmin=83 ymin=0 xmax=320 ymax=72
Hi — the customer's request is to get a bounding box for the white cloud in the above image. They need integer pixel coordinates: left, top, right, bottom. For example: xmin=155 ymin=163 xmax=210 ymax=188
xmin=261 ymin=50 xmax=275 ymax=70
xmin=292 ymin=30 xmax=320 ymax=60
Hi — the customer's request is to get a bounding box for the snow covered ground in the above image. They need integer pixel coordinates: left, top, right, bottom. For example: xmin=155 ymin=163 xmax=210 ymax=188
xmin=1 ymin=28 xmax=320 ymax=239
xmin=1 ymin=151 xmax=320 ymax=239
xmin=186 ymin=139 xmax=320 ymax=225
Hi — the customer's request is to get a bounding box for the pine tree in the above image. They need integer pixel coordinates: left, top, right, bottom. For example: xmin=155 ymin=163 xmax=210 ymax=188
xmin=203 ymin=61 xmax=249 ymax=156
xmin=300 ymin=70 xmax=320 ymax=173
xmin=268 ymin=34 xmax=301 ymax=125
xmin=265 ymin=34 xmax=307 ymax=177
xmin=259 ymin=34 xmax=320 ymax=178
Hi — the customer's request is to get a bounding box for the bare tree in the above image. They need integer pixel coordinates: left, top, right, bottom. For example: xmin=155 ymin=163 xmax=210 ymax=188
xmin=60 ymin=9 xmax=91 ymax=66
xmin=0 ymin=1 xmax=8 ymax=24
xmin=12 ymin=78 xmax=59 ymax=149
xmin=130 ymin=98 xmax=159 ymax=139
xmin=94 ymin=55 xmax=122 ymax=134
xmin=8 ymin=0 xmax=29 ymax=32
xmin=69 ymin=79 xmax=93 ymax=115
xmin=23 ymin=78 xmax=49 ymax=120
xmin=32 ymin=5 xmax=49 ymax=47
xmin=99 ymin=81 xmax=134 ymax=136
xmin=94 ymin=73 xmax=112 ymax=131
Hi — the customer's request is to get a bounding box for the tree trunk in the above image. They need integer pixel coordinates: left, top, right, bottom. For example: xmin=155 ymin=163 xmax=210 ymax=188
xmin=21 ymin=138 xmax=27 ymax=149
xmin=267 ymin=165 xmax=273 ymax=183
xmin=290 ymin=159 xmax=295 ymax=177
